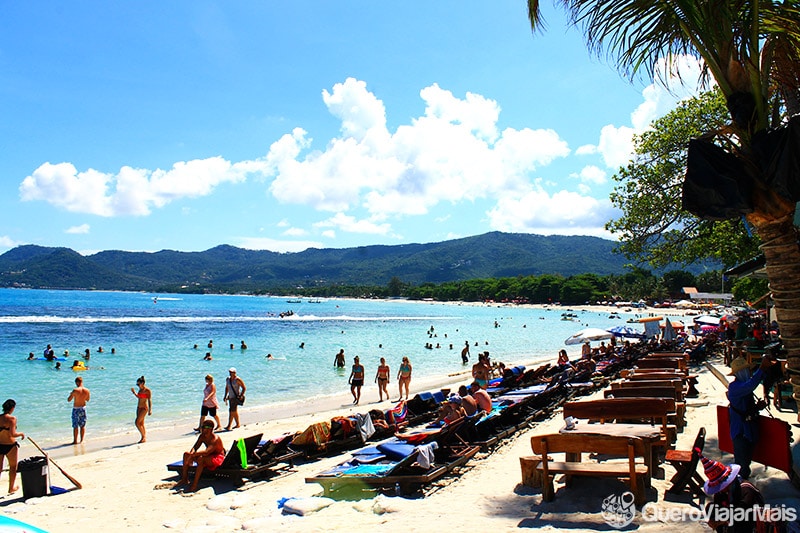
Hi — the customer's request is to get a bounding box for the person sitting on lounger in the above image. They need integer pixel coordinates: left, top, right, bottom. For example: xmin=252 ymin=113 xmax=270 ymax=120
xmin=175 ymin=420 xmax=225 ymax=493
xmin=458 ymin=385 xmax=478 ymax=416
xmin=469 ymin=382 xmax=492 ymax=414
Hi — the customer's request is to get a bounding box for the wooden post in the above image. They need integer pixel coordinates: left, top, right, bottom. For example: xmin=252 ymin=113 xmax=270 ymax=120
xmin=519 ymin=456 xmax=541 ymax=487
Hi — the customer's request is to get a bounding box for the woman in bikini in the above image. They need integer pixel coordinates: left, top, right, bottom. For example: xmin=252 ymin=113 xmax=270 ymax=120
xmin=131 ymin=376 xmax=152 ymax=443
xmin=0 ymin=399 xmax=24 ymax=494
xmin=197 ymin=374 xmax=221 ymax=431
xmin=375 ymin=357 xmax=390 ymax=402
xmin=397 ymin=356 xmax=412 ymax=401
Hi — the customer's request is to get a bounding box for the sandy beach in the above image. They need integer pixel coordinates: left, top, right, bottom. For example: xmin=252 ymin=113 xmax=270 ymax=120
xmin=3 ymin=305 xmax=798 ymax=532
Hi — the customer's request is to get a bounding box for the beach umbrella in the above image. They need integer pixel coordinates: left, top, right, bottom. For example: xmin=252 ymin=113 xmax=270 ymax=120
xmin=694 ymin=315 xmax=721 ymax=326
xmin=564 ymin=327 xmax=613 ymax=345
xmin=663 ymin=318 xmax=677 ymax=341
xmin=606 ymin=325 xmax=645 ymax=340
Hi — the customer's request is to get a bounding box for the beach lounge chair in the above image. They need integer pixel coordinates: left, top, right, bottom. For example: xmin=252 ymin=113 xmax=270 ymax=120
xmin=306 ymin=419 xmax=479 ymax=497
xmin=166 ymin=433 xmax=290 ymax=486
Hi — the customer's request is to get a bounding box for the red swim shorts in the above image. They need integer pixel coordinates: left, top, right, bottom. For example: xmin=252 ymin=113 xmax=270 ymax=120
xmin=206 ymin=451 xmax=225 ymax=471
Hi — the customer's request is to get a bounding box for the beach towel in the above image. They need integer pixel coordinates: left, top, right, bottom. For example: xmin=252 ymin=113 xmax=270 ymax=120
xmin=390 ymin=400 xmax=407 ymax=423
xmin=291 ymin=421 xmax=331 ymax=448
xmin=354 ymin=412 xmax=376 ymax=442
xmin=416 ymin=442 xmax=438 ymax=469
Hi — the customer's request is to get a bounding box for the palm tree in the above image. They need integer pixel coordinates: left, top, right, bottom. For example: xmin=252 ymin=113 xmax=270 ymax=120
xmin=526 ymin=0 xmax=800 ymax=407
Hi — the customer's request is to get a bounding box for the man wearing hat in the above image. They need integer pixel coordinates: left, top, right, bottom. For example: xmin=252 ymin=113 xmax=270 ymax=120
xmin=223 ymin=367 xmax=246 ymax=431
xmin=727 ymin=355 xmax=774 ymax=478
xmin=701 ymin=454 xmax=764 ymax=532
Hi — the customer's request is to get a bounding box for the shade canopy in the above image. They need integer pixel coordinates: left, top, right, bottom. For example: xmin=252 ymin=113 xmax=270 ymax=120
xmin=564 ymin=327 xmax=614 ymax=345
xmin=694 ymin=315 xmax=721 ymax=326
xmin=606 ymin=325 xmax=645 ymax=340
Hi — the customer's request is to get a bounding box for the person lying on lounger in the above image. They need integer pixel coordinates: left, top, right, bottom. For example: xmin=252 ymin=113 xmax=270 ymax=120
xmin=175 ymin=420 xmax=225 ymax=492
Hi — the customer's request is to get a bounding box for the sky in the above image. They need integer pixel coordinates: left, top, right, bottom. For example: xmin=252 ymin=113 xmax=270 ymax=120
xmin=0 ymin=1 xmax=705 ymax=255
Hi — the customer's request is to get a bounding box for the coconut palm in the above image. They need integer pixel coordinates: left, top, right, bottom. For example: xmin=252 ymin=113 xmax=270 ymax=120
xmin=526 ymin=0 xmax=800 ymax=405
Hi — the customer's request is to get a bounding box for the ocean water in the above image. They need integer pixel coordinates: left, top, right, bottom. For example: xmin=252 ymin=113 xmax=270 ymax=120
xmin=0 ymin=288 xmax=636 ymax=445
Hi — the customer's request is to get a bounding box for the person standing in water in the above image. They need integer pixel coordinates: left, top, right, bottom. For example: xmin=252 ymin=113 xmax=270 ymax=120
xmin=397 ymin=356 xmax=412 ymax=401
xmin=68 ymin=376 xmax=90 ymax=444
xmin=375 ymin=357 xmax=390 ymax=402
xmin=0 ymin=399 xmax=24 ymax=494
xmin=334 ymin=349 xmax=346 ymax=368
xmin=131 ymin=376 xmax=152 ymax=443
xmin=349 ymin=356 xmax=365 ymax=405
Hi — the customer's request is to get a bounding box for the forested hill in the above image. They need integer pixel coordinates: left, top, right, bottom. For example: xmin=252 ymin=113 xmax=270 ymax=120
xmin=0 ymin=232 xmax=632 ymax=291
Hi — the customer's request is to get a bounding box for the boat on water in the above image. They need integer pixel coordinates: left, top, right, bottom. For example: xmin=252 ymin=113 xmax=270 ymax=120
xmin=286 ymin=299 xmax=301 ymax=303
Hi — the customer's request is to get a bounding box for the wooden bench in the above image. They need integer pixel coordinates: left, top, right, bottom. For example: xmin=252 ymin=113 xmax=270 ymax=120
xmin=530 ymin=433 xmax=649 ymax=505
xmin=636 ymin=357 xmax=688 ymax=373
xmin=563 ymin=398 xmax=677 ymax=446
xmin=624 ymin=371 xmax=699 ymax=397
xmin=603 ymin=388 xmax=685 ymax=431
xmin=612 ymin=379 xmax=684 ymax=396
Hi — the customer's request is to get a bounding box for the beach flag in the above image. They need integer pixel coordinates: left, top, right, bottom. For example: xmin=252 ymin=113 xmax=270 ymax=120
xmin=390 ymin=400 xmax=407 ymax=422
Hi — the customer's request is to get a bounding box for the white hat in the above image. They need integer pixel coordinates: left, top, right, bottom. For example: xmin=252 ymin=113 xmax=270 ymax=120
xmin=229 ymin=367 xmax=237 ymax=373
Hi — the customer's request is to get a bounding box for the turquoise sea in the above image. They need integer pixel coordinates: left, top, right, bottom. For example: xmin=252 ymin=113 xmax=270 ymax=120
xmin=0 ymin=288 xmax=636 ymax=446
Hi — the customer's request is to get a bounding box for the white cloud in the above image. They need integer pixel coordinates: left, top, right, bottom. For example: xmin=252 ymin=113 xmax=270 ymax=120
xmin=573 ymin=165 xmax=607 ymax=185
xmin=313 ymin=213 xmax=392 ymax=235
xmin=234 ymin=237 xmax=322 ymax=253
xmin=276 ymin=219 xmax=290 ymax=228
xmin=588 ymin=54 xmax=707 ymax=170
xmin=575 ymin=144 xmax=596 ymax=156
xmin=597 ymin=124 xmax=636 ymax=169
xmin=20 ymin=157 xmax=257 ymax=216
xmin=264 ymin=79 xmax=570 ymax=223
xmin=282 ymin=227 xmax=308 ymax=237
xmin=321 ymin=230 xmax=336 ymax=239
xmin=0 ymin=236 xmax=18 ymax=249
xmin=65 ymin=224 xmax=90 ymax=234
xmin=486 ymin=185 xmax=618 ymax=238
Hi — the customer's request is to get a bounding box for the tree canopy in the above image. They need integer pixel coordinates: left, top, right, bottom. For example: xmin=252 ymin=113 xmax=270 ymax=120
xmin=606 ymin=89 xmax=762 ymax=269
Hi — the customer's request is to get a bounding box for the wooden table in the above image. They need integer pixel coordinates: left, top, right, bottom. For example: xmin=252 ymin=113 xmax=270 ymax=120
xmin=560 ymin=423 xmax=664 ymax=479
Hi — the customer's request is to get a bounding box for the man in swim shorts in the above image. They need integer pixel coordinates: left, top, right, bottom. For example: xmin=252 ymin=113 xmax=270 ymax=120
xmin=67 ymin=376 xmax=90 ymax=444
xmin=349 ymin=356 xmax=365 ymax=405
xmin=175 ymin=419 xmax=225 ymax=493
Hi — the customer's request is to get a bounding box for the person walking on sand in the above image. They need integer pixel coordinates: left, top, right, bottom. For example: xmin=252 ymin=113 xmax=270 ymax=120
xmin=223 ymin=368 xmax=246 ymax=430
xmin=131 ymin=376 xmax=152 ymax=443
xmin=375 ymin=357 xmax=390 ymax=402
xmin=397 ymin=356 xmax=412 ymax=401
xmin=175 ymin=419 xmax=225 ymax=493
xmin=68 ymin=376 xmax=90 ymax=444
xmin=349 ymin=356 xmax=365 ymax=404
xmin=197 ymin=374 xmax=221 ymax=431
xmin=0 ymin=399 xmax=24 ymax=494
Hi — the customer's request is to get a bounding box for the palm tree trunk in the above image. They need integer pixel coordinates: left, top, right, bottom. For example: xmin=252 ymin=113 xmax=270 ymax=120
xmin=753 ymin=214 xmax=800 ymax=413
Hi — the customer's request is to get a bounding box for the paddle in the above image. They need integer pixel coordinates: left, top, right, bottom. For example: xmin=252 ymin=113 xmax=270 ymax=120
xmin=27 ymin=437 xmax=82 ymax=490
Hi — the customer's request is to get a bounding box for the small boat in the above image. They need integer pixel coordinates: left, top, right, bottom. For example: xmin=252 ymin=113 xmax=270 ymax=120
xmin=286 ymin=299 xmax=301 ymax=303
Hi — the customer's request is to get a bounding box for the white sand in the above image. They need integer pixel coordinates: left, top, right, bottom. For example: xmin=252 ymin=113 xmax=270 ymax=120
xmin=3 ymin=306 xmax=797 ymax=532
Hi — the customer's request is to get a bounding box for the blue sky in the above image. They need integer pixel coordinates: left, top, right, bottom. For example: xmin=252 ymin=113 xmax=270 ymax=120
xmin=0 ymin=2 xmax=703 ymax=254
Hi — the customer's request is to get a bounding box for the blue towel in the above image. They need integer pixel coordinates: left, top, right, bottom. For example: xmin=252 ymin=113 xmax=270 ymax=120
xmin=377 ymin=442 xmax=416 ymax=461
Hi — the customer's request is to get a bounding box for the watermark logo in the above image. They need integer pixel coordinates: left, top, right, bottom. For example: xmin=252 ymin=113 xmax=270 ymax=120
xmin=601 ymin=490 xmax=798 ymax=529
xmin=601 ymin=491 xmax=636 ymax=528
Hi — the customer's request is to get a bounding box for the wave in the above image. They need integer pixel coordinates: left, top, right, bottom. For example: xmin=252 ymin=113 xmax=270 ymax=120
xmin=0 ymin=314 xmax=455 ymax=324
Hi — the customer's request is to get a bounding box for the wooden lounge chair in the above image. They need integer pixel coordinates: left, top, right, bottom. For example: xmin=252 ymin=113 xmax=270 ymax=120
xmin=166 ymin=433 xmax=292 ymax=486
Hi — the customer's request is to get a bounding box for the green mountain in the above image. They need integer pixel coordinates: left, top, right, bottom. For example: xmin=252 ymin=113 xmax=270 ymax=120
xmin=0 ymin=232 xmax=631 ymax=291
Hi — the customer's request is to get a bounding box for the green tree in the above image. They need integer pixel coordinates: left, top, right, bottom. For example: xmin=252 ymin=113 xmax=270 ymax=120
xmin=606 ymin=90 xmax=761 ymax=268
xmin=527 ymin=0 xmax=800 ymax=406
xmin=387 ymin=276 xmax=404 ymax=297
xmin=661 ymin=270 xmax=696 ymax=298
